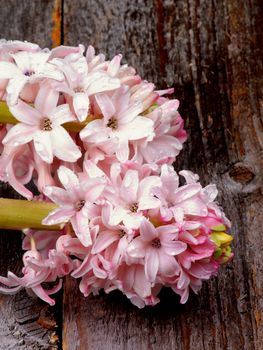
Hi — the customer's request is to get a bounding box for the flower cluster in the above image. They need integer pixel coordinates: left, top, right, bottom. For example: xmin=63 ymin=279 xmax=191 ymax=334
xmin=0 ymin=40 xmax=233 ymax=308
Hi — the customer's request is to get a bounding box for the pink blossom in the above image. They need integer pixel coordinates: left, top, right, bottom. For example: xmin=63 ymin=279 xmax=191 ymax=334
xmin=105 ymin=166 xmax=161 ymax=229
xmin=92 ymin=203 xmax=134 ymax=266
xmin=0 ymin=50 xmax=63 ymax=105
xmin=130 ymin=81 xmax=158 ymax=111
xmin=132 ymin=99 xmax=187 ymax=165
xmin=86 ymin=45 xmax=107 ymax=72
xmin=0 ymin=143 xmax=34 ymax=199
xmin=0 ymin=249 xmax=65 ymax=305
xmin=51 ymin=52 xmax=120 ymax=121
xmin=42 ymin=166 xmax=105 ymax=247
xmin=105 ymin=53 xmax=141 ymax=87
xmin=115 ymin=263 xmax=160 ymax=308
xmin=0 ymin=41 xmax=233 ymax=308
xmin=80 ymin=86 xmax=154 ymax=162
xmin=128 ymin=219 xmax=186 ymax=282
xmin=2 ymin=83 xmax=81 ymax=163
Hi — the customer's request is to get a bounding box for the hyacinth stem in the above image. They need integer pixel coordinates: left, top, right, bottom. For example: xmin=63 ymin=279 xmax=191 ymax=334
xmin=0 ymin=198 xmax=60 ymax=231
xmin=0 ymin=101 xmax=93 ymax=132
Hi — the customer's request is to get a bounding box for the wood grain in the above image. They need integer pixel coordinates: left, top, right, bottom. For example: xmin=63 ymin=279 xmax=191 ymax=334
xmin=62 ymin=0 xmax=263 ymax=349
xmin=0 ymin=1 xmax=63 ymax=349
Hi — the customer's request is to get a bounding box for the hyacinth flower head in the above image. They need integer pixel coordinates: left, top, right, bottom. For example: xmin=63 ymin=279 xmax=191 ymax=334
xmin=0 ymin=40 xmax=233 ymax=308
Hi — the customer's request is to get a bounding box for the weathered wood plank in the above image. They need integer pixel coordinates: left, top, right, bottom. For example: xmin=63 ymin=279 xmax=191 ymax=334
xmin=0 ymin=1 xmax=63 ymax=348
xmin=62 ymin=0 xmax=263 ymax=349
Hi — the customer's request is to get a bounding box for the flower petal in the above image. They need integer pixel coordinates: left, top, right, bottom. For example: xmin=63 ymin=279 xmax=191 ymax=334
xmin=133 ymin=265 xmax=152 ymax=298
xmin=140 ymin=218 xmax=157 ymax=241
xmin=120 ymin=169 xmax=139 ymax=203
xmin=95 ymin=93 xmax=115 ymax=119
xmin=80 ymin=119 xmax=108 ymax=143
xmin=34 ymin=82 xmax=59 ymax=114
xmin=0 ymin=62 xmax=21 ymax=78
xmin=173 ymin=184 xmax=202 ymax=203
xmin=161 ymin=241 xmax=187 ymax=256
xmin=73 ymin=92 xmax=90 ymax=122
xmin=120 ymin=117 xmax=154 ymax=140
xmin=51 ymin=126 xmax=81 ymax=162
xmin=3 ymin=123 xmax=35 ymax=146
xmin=43 ymin=186 xmax=74 ymax=205
xmin=145 ymin=249 xmax=159 ymax=282
xmin=158 ymin=254 xmax=180 ymax=276
xmin=119 ymin=101 xmax=143 ymax=124
xmin=86 ymin=71 xmax=120 ymax=95
xmin=6 ymin=76 xmax=28 ymax=106
xmin=57 ymin=165 xmax=80 ymax=190
xmin=71 ymin=212 xmax=92 ymax=247
xmin=92 ymin=230 xmax=119 ymax=254
xmin=127 ymin=237 xmax=146 ymax=258
xmin=9 ymin=99 xmax=41 ymax=124
xmin=42 ymin=207 xmax=75 ymax=225
xmin=33 ymin=131 xmax=53 ymax=163
xmin=115 ymin=138 xmax=129 ymax=162
xmin=50 ymin=104 xmax=75 ymax=126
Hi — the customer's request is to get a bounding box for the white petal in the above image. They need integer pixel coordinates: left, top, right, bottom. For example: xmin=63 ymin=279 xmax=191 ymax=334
xmin=115 ymin=138 xmax=129 ymax=162
xmin=6 ymin=77 xmax=28 ymax=106
xmin=42 ymin=207 xmax=74 ymax=225
xmin=12 ymin=51 xmax=49 ymax=71
xmin=3 ymin=123 xmax=35 ymax=146
xmin=57 ymin=166 xmax=80 ymax=190
xmin=35 ymin=62 xmax=64 ymax=81
xmin=95 ymin=93 xmax=115 ymax=119
xmin=50 ymin=104 xmax=75 ymax=126
xmin=120 ymin=170 xmax=139 ymax=203
xmin=33 ymin=131 xmax=53 ymax=163
xmin=34 ymin=82 xmax=59 ymax=114
xmin=85 ymin=71 xmax=120 ymax=95
xmin=51 ymin=126 xmax=81 ymax=162
xmin=9 ymin=99 xmax=41 ymax=124
xmin=119 ymin=101 xmax=143 ymax=124
xmin=145 ymin=250 xmax=159 ymax=282
xmin=0 ymin=62 xmax=21 ymax=79
xmin=73 ymin=92 xmax=90 ymax=122
xmin=120 ymin=117 xmax=154 ymax=140
xmin=80 ymin=119 xmax=108 ymax=143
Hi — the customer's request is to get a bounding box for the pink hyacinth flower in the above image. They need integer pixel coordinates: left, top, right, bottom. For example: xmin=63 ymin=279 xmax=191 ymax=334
xmin=0 ymin=50 xmax=64 ymax=105
xmin=43 ymin=166 xmax=105 ymax=247
xmin=105 ymin=167 xmax=161 ymax=229
xmin=128 ymin=219 xmax=187 ymax=282
xmin=2 ymin=83 xmax=81 ymax=163
xmin=0 ymin=250 xmax=63 ymax=305
xmin=80 ymin=86 xmax=155 ymax=162
xmin=51 ymin=53 xmax=120 ymax=122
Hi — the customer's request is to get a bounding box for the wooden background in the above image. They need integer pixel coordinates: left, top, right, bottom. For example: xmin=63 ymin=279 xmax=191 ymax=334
xmin=0 ymin=0 xmax=262 ymax=349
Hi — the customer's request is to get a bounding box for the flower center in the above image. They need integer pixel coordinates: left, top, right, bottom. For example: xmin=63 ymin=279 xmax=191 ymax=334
xmin=129 ymin=202 xmax=138 ymax=213
xmin=74 ymin=87 xmax=85 ymax=93
xmin=119 ymin=230 xmax=126 ymax=238
xmin=107 ymin=117 xmax=118 ymax=130
xmin=75 ymin=200 xmax=85 ymax=211
xmin=24 ymin=70 xmax=35 ymax=77
xmin=41 ymin=117 xmax=53 ymax=131
xmin=151 ymin=238 xmax=161 ymax=248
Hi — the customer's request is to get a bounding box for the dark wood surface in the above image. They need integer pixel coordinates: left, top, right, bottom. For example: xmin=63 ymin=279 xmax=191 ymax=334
xmin=0 ymin=0 xmax=262 ymax=349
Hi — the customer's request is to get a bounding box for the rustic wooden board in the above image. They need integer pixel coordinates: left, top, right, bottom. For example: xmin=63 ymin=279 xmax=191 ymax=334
xmin=0 ymin=1 xmax=63 ymax=349
xmin=62 ymin=0 xmax=263 ymax=349
xmin=0 ymin=0 xmax=263 ymax=349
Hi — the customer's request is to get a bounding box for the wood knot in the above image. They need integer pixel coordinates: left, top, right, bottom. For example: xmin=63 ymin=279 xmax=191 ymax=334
xmin=229 ymin=164 xmax=255 ymax=184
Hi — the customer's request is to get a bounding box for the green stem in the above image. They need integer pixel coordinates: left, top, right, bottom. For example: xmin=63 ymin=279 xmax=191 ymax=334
xmin=0 ymin=198 xmax=60 ymax=231
xmin=0 ymin=101 xmax=93 ymax=132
